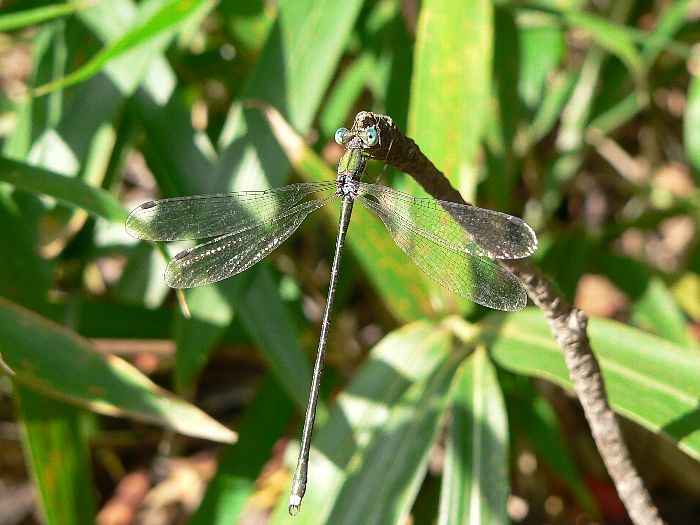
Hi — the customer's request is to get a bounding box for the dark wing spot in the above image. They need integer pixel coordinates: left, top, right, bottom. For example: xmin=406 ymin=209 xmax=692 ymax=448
xmin=141 ymin=201 xmax=157 ymax=209
xmin=508 ymin=216 xmax=524 ymax=226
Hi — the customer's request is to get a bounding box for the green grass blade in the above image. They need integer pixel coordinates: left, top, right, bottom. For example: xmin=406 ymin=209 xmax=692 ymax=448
xmin=685 ymin=71 xmax=700 ymax=175
xmin=0 ymin=0 xmax=96 ymax=32
xmin=0 ymin=156 xmax=127 ymax=222
xmin=1 ymin=296 xmax=236 ymax=443
xmin=34 ymin=0 xmax=216 ymax=96
xmin=632 ymin=278 xmax=693 ymax=346
xmin=15 ymin=386 xmax=96 ymax=525
xmin=409 ymin=0 xmax=493 ymax=200
xmin=438 ymin=346 xmax=509 ymax=525
xmin=488 ymin=309 xmax=700 ymax=460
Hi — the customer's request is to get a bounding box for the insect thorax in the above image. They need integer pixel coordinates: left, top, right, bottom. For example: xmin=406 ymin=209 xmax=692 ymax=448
xmin=336 ymin=148 xmax=366 ymax=197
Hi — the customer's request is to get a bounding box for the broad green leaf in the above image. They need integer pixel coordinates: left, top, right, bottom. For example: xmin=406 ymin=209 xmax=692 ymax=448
xmin=34 ymin=0 xmax=216 ymax=96
xmin=684 ymin=72 xmax=700 ymax=175
xmin=0 ymin=156 xmax=127 ymax=222
xmin=409 ymin=0 xmax=493 ymax=200
xmin=438 ymin=346 xmax=509 ymax=525
xmin=269 ymin=320 xmax=466 ymax=524
xmin=1 ymin=296 xmax=236 ymax=443
xmin=0 ymin=0 xmax=95 ymax=32
xmin=484 ymin=7 xmax=522 ymax=209
xmin=632 ymin=278 xmax=691 ymax=346
xmin=15 ymin=386 xmax=96 ymax=525
xmin=365 ymin=0 xmax=413 ymax=129
xmin=76 ymin=0 xmax=184 ymax=96
xmin=488 ymin=309 xmax=700 ymax=460
xmin=190 ymin=375 xmax=293 ymax=525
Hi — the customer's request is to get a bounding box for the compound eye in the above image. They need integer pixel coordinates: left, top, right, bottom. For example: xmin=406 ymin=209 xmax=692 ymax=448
xmin=366 ymin=127 xmax=378 ymax=147
xmin=334 ymin=127 xmax=348 ymax=145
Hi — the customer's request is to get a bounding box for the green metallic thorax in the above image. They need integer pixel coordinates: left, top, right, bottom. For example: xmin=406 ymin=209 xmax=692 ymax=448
xmin=337 ymin=147 xmax=367 ymax=180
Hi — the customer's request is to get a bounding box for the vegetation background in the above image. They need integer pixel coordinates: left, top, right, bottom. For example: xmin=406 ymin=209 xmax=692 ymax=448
xmin=0 ymin=0 xmax=699 ymax=523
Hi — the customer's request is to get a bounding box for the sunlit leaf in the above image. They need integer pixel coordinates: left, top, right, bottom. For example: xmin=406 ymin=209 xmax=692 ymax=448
xmin=34 ymin=0 xmax=217 ymax=96
xmin=488 ymin=309 xmax=700 ymax=460
xmin=438 ymin=346 xmax=509 ymax=525
xmin=1 ymin=296 xmax=236 ymax=443
xmin=409 ymin=0 xmax=493 ymax=200
xmin=15 ymin=387 xmax=96 ymax=525
xmin=0 ymin=0 xmax=96 ymax=32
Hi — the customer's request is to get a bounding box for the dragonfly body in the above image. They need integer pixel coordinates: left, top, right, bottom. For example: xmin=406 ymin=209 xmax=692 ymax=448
xmin=125 ymin=120 xmax=537 ymax=515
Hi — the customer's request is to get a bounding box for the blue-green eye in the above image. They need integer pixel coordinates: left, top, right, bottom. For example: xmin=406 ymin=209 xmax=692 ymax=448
xmin=366 ymin=127 xmax=378 ymax=147
xmin=334 ymin=127 xmax=347 ymax=145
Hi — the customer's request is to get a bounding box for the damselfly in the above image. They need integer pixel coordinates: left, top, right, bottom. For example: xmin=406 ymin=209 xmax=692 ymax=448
xmin=125 ymin=121 xmax=537 ymax=514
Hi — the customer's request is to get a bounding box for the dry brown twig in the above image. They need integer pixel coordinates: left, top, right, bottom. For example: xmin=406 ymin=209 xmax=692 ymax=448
xmin=352 ymin=111 xmax=665 ymax=525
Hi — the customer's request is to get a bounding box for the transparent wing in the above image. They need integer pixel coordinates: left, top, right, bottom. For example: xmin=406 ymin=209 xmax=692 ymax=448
xmin=165 ymin=195 xmax=338 ymax=288
xmin=357 ymin=183 xmax=537 ymax=259
xmin=126 ymin=181 xmax=338 ymax=241
xmin=358 ymin=195 xmax=527 ymax=311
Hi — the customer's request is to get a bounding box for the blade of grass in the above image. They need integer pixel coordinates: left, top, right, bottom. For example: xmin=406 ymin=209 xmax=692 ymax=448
xmin=488 ymin=309 xmax=700 ymax=461
xmin=409 ymin=0 xmax=493 ymax=201
xmin=1 ymin=296 xmax=237 ymax=443
xmin=632 ymin=278 xmax=693 ymax=346
xmin=34 ymin=0 xmax=217 ymax=96
xmin=0 ymin=156 xmax=127 ymax=222
xmin=174 ymin=286 xmax=234 ymax=393
xmin=685 ymin=70 xmax=700 ymax=175
xmin=0 ymin=0 xmax=97 ymax=33
xmin=15 ymin=386 xmax=96 ymax=525
xmin=438 ymin=346 xmax=509 ymax=525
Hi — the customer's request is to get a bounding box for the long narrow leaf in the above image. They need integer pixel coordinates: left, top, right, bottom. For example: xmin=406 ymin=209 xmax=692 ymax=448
xmin=438 ymin=346 xmax=509 ymax=525
xmin=0 ymin=156 xmax=126 ymax=222
xmin=15 ymin=386 xmax=96 ymax=525
xmin=34 ymin=0 xmax=216 ymax=96
xmin=1 ymin=296 xmax=236 ymax=443
xmin=409 ymin=0 xmax=493 ymax=199
xmin=0 ymin=1 xmax=96 ymax=32
xmin=488 ymin=309 xmax=700 ymax=460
